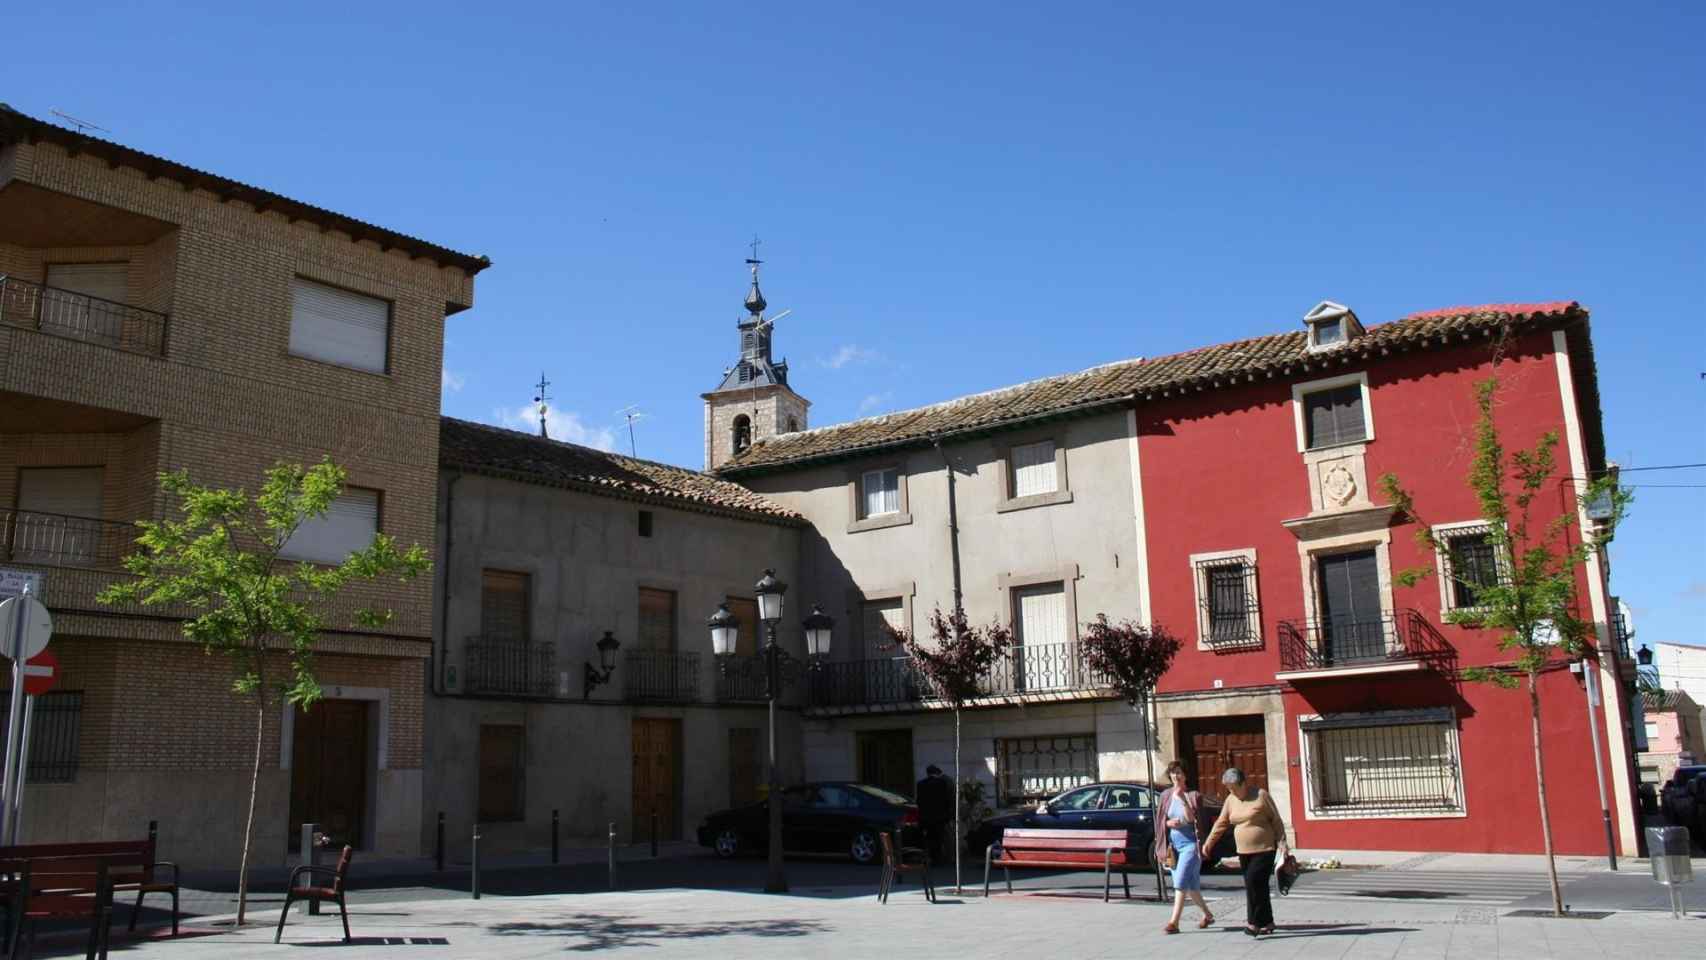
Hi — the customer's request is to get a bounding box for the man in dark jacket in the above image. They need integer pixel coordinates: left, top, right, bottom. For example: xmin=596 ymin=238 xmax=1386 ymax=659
xmin=915 ymin=765 xmax=953 ymax=863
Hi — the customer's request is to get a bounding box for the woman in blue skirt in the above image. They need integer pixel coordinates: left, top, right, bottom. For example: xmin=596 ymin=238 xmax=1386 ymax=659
xmin=1155 ymin=760 xmax=1213 ymax=933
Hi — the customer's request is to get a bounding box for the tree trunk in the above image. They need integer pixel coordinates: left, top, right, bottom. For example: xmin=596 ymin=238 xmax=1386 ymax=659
xmin=953 ymin=706 xmax=963 ymax=894
xmin=1530 ymin=672 xmax=1565 ymax=916
xmin=236 ymin=692 xmax=265 ymax=925
xmin=1144 ymin=692 xmax=1162 ymax=901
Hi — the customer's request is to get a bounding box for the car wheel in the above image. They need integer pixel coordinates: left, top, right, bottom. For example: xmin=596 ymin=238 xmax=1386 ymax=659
xmin=714 ymin=828 xmax=741 ymax=859
xmin=850 ymin=828 xmax=880 ymax=865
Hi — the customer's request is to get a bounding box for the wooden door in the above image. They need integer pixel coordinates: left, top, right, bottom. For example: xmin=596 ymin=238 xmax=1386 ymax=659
xmin=632 ymin=718 xmax=682 ymax=841
xmin=856 ymin=729 xmax=915 ymax=799
xmin=1177 ymin=715 xmax=1268 ymax=804
xmin=729 ymin=727 xmax=762 ymax=807
xmin=289 ymin=699 xmax=369 ymax=850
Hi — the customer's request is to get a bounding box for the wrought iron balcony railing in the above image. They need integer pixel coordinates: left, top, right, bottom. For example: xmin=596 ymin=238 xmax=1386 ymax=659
xmin=806 ymin=641 xmax=1108 ymax=709
xmin=624 ymin=649 xmax=701 ymax=703
xmin=714 ymin=654 xmax=772 ymax=702
xmin=0 ymin=275 xmax=168 ymax=357
xmin=809 ymin=656 xmax=932 ymax=708
xmin=982 ymin=640 xmax=1109 ymax=696
xmin=1277 ymin=609 xmax=1453 ymax=674
xmin=464 ymin=638 xmax=556 ymax=697
xmin=0 ymin=510 xmax=135 ymax=570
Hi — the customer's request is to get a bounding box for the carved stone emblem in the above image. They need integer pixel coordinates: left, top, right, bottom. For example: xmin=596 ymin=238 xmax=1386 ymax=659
xmin=1322 ymin=463 xmax=1358 ymax=506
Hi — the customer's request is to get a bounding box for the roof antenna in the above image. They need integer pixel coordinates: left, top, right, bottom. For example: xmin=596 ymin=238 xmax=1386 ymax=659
xmin=49 ymin=109 xmax=108 ymax=135
xmin=615 ymin=405 xmax=647 ymax=457
xmin=533 ymin=371 xmax=552 ymax=439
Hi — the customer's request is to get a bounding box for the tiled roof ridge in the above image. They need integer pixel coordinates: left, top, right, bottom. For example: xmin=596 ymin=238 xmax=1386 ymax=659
xmin=444 ymin=415 xmax=712 ymax=477
xmin=0 ymin=103 xmax=490 ymax=274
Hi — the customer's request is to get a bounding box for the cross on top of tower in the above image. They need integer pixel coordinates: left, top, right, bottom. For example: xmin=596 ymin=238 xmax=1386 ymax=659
xmin=532 ymin=371 xmax=552 ymax=439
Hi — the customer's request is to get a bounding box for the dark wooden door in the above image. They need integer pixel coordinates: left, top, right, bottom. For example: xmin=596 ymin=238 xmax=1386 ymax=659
xmin=856 ymin=729 xmax=915 ymax=799
xmin=729 ymin=727 xmax=762 ymax=808
xmin=632 ymin=718 xmax=681 ymax=841
xmin=1318 ymin=549 xmax=1383 ymax=662
xmin=289 ymin=699 xmax=369 ymax=850
xmin=1178 ymin=715 xmax=1268 ymax=804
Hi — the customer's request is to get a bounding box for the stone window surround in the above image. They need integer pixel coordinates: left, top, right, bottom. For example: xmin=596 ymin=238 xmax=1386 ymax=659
xmin=845 ymin=461 xmax=912 ymax=533
xmin=1291 ymin=370 xmax=1375 ymax=454
xmin=1295 ymin=710 xmax=1469 ymax=821
xmin=845 ymin=580 xmax=916 ymax=659
xmin=994 ymin=430 xmax=1074 ymax=514
xmin=1429 ymin=519 xmax=1511 ymax=617
xmin=1295 ymin=527 xmax=1396 ymax=627
xmin=1189 ymin=547 xmax=1261 ymax=651
xmin=997 ymin=563 xmax=1081 ymax=641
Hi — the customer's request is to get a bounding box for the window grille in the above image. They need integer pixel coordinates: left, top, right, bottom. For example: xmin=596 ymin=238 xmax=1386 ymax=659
xmin=1302 ymin=710 xmax=1462 ymax=816
xmin=0 ymin=692 xmax=82 ymax=783
xmin=1194 ymin=555 xmax=1261 ymax=649
xmin=996 ymin=734 xmax=1097 ymax=805
xmin=1439 ymin=524 xmax=1504 ymax=611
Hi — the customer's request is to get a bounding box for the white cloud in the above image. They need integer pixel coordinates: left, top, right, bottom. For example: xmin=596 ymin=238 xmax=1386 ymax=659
xmin=821 ymin=344 xmax=882 ymax=370
xmin=858 ymin=392 xmax=893 ymax=415
xmin=441 ymin=369 xmax=466 ymax=393
xmin=494 ymin=405 xmax=617 ymax=451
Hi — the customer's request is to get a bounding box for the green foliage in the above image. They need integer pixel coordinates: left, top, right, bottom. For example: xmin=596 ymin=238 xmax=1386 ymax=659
xmin=99 ymin=460 xmax=431 ymax=709
xmin=1377 ymin=377 xmax=1630 ymax=684
xmin=882 ymin=607 xmax=1014 ymax=707
xmin=1079 ymin=615 xmax=1182 ymax=706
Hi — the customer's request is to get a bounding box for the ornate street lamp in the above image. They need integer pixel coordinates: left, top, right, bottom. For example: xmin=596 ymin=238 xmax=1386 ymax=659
xmin=582 ymin=630 xmax=621 ymax=700
xmin=708 ymin=570 xmax=833 ymax=895
xmin=1637 ymin=644 xmax=1653 ymax=667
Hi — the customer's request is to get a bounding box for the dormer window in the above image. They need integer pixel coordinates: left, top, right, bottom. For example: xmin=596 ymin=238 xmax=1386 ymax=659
xmin=1304 ymin=300 xmax=1363 ymax=352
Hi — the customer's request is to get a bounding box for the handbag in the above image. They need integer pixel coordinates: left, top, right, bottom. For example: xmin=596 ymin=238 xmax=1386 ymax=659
xmin=1275 ymin=853 xmax=1300 ymax=896
xmin=1163 ymin=845 xmax=1177 ymax=870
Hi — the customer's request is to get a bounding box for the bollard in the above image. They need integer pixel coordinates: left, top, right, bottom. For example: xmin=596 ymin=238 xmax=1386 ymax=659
xmin=607 ymin=820 xmax=617 ymax=890
xmin=471 ymin=822 xmax=482 ymax=899
xmin=147 ymin=820 xmax=158 ymax=847
xmin=552 ymin=809 xmax=560 ymax=865
xmin=651 ymin=811 xmax=658 ymax=858
xmin=435 ymin=812 xmax=445 ymax=872
xmin=300 ymin=823 xmax=320 ymax=915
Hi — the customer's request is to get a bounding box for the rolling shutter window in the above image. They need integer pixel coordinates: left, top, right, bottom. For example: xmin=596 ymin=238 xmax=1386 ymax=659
xmin=1304 ymin=384 xmax=1367 ymax=448
xmin=281 ymin=488 xmax=379 ymax=564
xmin=1010 ymin=440 xmax=1058 ymax=497
xmin=289 ymin=278 xmax=390 ymax=373
xmin=45 ymin=263 xmax=128 ymax=303
xmin=1015 ymin=583 xmax=1067 ymax=647
xmin=17 ymin=467 xmax=104 ymax=518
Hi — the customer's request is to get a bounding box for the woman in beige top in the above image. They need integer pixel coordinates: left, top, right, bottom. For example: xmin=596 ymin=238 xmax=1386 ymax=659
xmin=1202 ymin=766 xmax=1289 ymax=937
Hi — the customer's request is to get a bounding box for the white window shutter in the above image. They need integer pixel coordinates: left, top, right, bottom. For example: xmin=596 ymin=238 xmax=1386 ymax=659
xmin=1011 ymin=441 xmax=1057 ymax=497
xmin=1016 ymin=584 xmax=1066 ymax=647
xmin=290 ymin=278 xmax=390 ymax=373
xmin=17 ymin=468 xmax=105 ymax=518
xmin=862 ymin=600 xmax=904 ymax=654
xmin=282 ymin=489 xmax=379 ymax=564
xmin=45 ymin=263 xmax=128 ymax=303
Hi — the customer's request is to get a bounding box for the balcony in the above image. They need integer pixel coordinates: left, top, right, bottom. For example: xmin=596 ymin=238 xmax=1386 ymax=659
xmin=0 ymin=275 xmax=168 ymax=357
xmin=464 ymin=638 xmax=557 ymax=698
xmin=1275 ymin=609 xmax=1454 ymax=681
xmin=624 ymin=649 xmax=701 ymax=703
xmin=714 ymin=654 xmax=772 ymax=703
xmin=805 ymin=641 xmax=1110 ymax=714
xmin=1 ymin=510 xmax=135 ymax=571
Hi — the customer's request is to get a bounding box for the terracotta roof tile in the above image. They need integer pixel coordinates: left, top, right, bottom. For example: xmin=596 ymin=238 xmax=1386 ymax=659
xmin=440 ymin=417 xmax=802 ymax=524
xmin=718 ymin=301 xmax=1586 ymax=475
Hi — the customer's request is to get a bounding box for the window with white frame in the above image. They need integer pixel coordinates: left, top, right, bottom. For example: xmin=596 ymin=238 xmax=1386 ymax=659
xmin=1010 ymin=440 xmax=1058 ymax=497
xmin=1191 ymin=550 xmax=1261 ymax=649
xmin=1302 ymin=383 xmax=1368 ymax=449
xmin=860 ymin=468 xmax=901 ymax=518
xmin=1434 ymin=523 xmax=1506 ymax=614
xmin=281 ymin=488 xmax=380 ymax=564
xmin=1302 ymin=710 xmax=1464 ymax=817
xmin=289 ymin=278 xmax=390 ymax=374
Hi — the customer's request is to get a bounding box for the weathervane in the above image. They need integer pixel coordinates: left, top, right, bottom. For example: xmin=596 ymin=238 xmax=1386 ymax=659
xmin=533 ymin=372 xmax=552 ymax=439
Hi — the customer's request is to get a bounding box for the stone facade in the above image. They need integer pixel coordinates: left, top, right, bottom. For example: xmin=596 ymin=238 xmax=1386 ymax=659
xmin=704 ymin=385 xmax=808 ymax=472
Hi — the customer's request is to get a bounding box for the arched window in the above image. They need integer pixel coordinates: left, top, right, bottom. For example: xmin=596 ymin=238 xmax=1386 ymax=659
xmin=732 ymin=415 xmax=752 ymax=453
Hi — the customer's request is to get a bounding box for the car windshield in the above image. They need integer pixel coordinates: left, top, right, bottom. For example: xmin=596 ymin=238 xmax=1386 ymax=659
xmin=852 ymin=784 xmax=911 ymax=806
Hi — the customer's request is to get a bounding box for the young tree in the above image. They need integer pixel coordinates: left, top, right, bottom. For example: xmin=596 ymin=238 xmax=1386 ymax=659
xmin=1079 ymin=615 xmax=1183 ymax=898
xmin=883 ymin=606 xmax=1014 ymax=893
xmin=1379 ymin=377 xmax=1628 ymax=917
xmin=99 ymin=461 xmax=430 ymax=924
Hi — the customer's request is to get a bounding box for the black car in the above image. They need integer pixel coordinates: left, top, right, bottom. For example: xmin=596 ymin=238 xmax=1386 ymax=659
xmin=963 ymin=781 xmax=1223 ymax=868
xmin=697 ymin=781 xmax=922 ymax=865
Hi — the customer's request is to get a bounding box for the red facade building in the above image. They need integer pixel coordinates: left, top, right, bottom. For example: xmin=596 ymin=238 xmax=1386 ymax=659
xmin=1136 ymin=301 xmax=1638 ymax=856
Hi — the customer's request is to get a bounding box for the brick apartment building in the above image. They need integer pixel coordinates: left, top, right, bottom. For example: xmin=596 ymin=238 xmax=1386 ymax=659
xmin=0 ymin=104 xmax=486 ymax=867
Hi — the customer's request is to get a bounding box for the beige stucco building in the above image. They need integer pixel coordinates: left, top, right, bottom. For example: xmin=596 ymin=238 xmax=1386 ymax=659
xmin=0 ymin=105 xmax=485 ymax=867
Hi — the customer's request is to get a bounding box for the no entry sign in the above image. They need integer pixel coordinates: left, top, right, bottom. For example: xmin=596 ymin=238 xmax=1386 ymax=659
xmin=22 ymin=649 xmax=58 ymax=697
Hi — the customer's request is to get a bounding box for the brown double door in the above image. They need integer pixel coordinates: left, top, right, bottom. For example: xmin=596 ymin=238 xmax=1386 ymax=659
xmin=1177 ymin=715 xmax=1269 ymax=804
xmin=632 ymin=718 xmax=682 ymax=842
xmin=289 ymin=699 xmax=370 ymax=851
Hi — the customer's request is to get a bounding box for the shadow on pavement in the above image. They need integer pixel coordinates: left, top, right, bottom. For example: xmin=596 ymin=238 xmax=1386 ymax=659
xmin=491 ymin=912 xmax=829 ymax=952
xmin=1256 ymin=924 xmax=1420 ymax=938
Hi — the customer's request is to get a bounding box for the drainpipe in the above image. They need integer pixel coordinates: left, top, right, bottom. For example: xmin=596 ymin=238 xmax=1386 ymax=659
xmin=435 ymin=472 xmax=461 ymax=696
xmin=930 ymin=436 xmax=964 ymax=615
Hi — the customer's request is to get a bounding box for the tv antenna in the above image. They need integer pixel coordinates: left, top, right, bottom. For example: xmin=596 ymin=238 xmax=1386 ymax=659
xmin=532 ymin=371 xmax=552 ymax=439
xmin=615 ymin=405 xmax=647 ymax=457
xmin=49 ymin=109 xmax=108 ymax=135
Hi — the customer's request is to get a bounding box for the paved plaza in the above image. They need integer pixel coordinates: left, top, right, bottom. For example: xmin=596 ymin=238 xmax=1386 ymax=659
xmin=62 ymin=851 xmax=1704 ymax=959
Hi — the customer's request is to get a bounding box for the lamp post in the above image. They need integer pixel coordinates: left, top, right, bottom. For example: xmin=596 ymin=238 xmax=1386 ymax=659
xmin=708 ymin=570 xmax=832 ymax=895
xmin=583 ymin=630 xmax=621 ymax=700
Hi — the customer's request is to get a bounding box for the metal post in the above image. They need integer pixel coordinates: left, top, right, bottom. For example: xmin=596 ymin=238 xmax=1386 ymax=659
xmin=607 ymin=821 xmax=617 ymax=890
xmin=650 ymin=811 xmax=658 ymax=858
xmin=8 ymin=695 xmax=34 ymax=844
xmin=471 ymin=823 xmax=481 ymax=899
xmin=1582 ymin=663 xmax=1617 ymax=870
xmin=0 ymin=586 xmax=34 ymax=846
xmin=148 ymin=820 xmax=158 ymax=846
xmin=764 ymin=626 xmax=786 ymax=893
xmin=552 ymin=809 xmax=560 ymax=865
xmin=300 ymin=823 xmax=319 ymax=915
xmin=435 ymin=812 xmax=445 ymax=872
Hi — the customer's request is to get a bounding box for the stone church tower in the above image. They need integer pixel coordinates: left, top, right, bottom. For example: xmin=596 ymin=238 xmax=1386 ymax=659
xmin=703 ymin=255 xmax=809 ymax=470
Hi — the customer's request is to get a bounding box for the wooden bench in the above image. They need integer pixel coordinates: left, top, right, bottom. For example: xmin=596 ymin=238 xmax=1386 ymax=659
xmin=0 ymin=853 xmax=132 ymax=960
xmin=983 ymin=828 xmax=1138 ymax=901
xmin=0 ymin=839 xmax=179 ymax=937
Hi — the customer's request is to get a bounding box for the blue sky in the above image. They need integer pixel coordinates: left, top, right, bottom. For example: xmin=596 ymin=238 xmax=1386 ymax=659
xmin=7 ymin=2 xmax=1701 ymax=645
